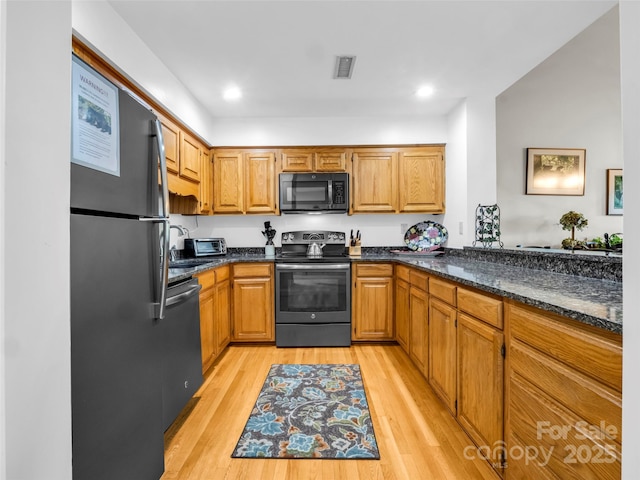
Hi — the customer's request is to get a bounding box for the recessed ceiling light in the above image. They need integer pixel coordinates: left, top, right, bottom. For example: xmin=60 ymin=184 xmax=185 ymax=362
xmin=416 ymin=85 xmax=435 ymax=98
xmin=223 ymin=86 xmax=242 ymax=101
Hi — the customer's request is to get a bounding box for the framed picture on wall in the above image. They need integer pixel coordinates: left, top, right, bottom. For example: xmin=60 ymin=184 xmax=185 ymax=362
xmin=525 ymin=148 xmax=586 ymax=195
xmin=606 ymin=169 xmax=623 ymax=215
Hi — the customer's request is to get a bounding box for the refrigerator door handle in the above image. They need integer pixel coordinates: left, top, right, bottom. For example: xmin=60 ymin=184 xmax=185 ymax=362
xmin=153 ymin=118 xmax=171 ymax=320
xmin=154 ymin=118 xmax=170 ymax=219
xmin=139 ymin=217 xmax=170 ymax=319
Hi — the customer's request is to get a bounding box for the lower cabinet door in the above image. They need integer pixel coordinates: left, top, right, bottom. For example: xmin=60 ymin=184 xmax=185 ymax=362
xmin=428 ymin=297 xmax=457 ymax=414
xmin=233 ymin=276 xmax=274 ymax=342
xmin=457 ymin=313 xmax=504 ymax=473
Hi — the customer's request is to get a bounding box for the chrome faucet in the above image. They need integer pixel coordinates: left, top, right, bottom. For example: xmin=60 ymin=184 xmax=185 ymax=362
xmin=169 ymin=225 xmax=189 ymax=262
xmin=170 ymin=224 xmax=189 ymax=237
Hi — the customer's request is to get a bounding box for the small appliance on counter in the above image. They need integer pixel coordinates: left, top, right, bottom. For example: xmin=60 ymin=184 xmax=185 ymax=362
xmin=184 ymin=238 xmax=227 ymax=257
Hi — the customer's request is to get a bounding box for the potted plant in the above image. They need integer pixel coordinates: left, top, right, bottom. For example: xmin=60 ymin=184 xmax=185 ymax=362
xmin=559 ymin=211 xmax=588 ymax=249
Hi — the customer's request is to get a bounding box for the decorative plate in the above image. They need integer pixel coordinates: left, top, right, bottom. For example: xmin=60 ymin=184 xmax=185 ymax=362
xmin=404 ymin=221 xmax=448 ymax=251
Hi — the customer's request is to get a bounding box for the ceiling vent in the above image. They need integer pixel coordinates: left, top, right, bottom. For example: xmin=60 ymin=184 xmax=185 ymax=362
xmin=333 ymin=55 xmax=356 ymax=79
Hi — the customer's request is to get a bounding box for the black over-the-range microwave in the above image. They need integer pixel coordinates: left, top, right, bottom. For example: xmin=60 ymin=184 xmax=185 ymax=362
xmin=279 ymin=172 xmax=349 ymax=214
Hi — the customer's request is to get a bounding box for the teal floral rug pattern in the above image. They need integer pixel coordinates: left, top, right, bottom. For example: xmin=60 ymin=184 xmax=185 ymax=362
xmin=231 ymin=364 xmax=379 ymax=459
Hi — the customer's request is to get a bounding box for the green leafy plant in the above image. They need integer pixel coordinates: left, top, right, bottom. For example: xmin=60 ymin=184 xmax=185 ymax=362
xmin=609 ymin=234 xmax=622 ymax=247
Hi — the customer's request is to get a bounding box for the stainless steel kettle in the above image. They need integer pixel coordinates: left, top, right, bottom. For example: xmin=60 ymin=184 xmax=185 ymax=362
xmin=306 ymin=242 xmax=325 ymax=257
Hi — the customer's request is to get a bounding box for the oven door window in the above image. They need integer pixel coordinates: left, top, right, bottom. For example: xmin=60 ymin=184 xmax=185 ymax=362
xmin=278 ymin=270 xmax=347 ymax=313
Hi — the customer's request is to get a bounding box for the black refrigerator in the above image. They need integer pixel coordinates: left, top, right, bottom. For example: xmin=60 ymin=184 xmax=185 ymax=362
xmin=70 ymin=55 xmax=171 ymax=480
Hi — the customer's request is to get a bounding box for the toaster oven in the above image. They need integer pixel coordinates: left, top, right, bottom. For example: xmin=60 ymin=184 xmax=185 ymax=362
xmin=184 ymin=238 xmax=227 ymax=257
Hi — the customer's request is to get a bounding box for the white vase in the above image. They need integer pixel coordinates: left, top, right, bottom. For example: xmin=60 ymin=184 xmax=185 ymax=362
xmin=265 ymin=244 xmax=275 ymax=258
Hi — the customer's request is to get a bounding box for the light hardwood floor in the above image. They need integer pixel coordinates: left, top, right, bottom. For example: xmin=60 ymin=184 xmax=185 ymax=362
xmin=161 ymin=344 xmax=500 ymax=480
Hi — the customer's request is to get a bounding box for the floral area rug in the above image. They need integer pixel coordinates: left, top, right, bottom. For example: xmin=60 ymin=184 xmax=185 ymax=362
xmin=231 ymin=364 xmax=380 ymax=459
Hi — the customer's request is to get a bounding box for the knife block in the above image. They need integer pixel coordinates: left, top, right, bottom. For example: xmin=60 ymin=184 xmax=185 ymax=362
xmin=349 ymin=245 xmax=361 ymax=256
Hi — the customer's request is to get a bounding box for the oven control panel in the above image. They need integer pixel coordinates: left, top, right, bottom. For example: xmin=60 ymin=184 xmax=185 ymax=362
xmin=281 ymin=231 xmax=346 ymax=244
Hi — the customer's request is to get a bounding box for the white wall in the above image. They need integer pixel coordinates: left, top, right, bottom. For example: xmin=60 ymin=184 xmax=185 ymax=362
xmin=619 ymin=2 xmax=640 ymax=477
xmin=496 ymin=7 xmax=622 ymax=248
xmin=0 ymin=1 xmax=6 ymax=476
xmin=2 ymin=1 xmax=73 ymax=479
xmin=72 ymin=0 xmax=216 ymax=144
xmin=210 ymin=115 xmax=447 ymax=146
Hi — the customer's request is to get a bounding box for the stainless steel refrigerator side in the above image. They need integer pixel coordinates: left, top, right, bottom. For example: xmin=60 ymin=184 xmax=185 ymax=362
xmin=70 ymin=61 xmax=167 ymax=480
xmin=70 ymin=214 xmax=165 ymax=480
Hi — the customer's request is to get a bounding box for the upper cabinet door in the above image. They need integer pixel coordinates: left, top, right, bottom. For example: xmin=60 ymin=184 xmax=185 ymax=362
xmin=245 ymin=151 xmax=277 ymax=214
xmin=199 ymin=147 xmax=212 ymax=214
xmin=159 ymin=117 xmax=180 ymax=175
xmin=398 ymin=148 xmax=445 ymax=213
xmin=213 ymin=151 xmax=244 ymax=213
xmin=315 ymin=149 xmax=348 ymax=172
xmin=281 ymin=149 xmax=314 ymax=172
xmin=179 ymin=131 xmax=202 ymax=183
xmin=351 ymin=149 xmax=398 ymax=213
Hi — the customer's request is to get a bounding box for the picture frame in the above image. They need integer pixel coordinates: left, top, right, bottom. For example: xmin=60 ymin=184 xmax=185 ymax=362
xmin=606 ymin=168 xmax=623 ymax=215
xmin=525 ymin=148 xmax=586 ymax=195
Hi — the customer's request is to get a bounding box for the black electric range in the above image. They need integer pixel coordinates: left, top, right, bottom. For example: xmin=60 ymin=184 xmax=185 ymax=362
xmin=274 ymin=231 xmax=352 ymax=347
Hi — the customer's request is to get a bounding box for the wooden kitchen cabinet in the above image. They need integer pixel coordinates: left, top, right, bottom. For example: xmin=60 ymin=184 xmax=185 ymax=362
xmin=213 ymin=149 xmax=277 ymax=214
xmin=214 ymin=267 xmax=231 ymax=354
xmin=395 ymin=265 xmax=430 ymax=374
xmin=428 ymin=296 xmax=457 ymax=414
xmin=245 ymin=151 xmax=277 ymax=213
xmin=196 ymin=265 xmax=231 ymax=373
xmin=398 ymin=147 xmax=445 ymax=213
xmin=505 ymin=300 xmax=622 ymax=479
xmin=232 ymin=263 xmax=274 ymax=342
xmin=394 ymin=265 xmax=411 ymax=353
xmin=158 ymin=112 xmax=214 ymax=215
xmin=213 ymin=150 xmax=244 ymax=213
xmin=199 ymin=147 xmax=212 ymax=214
xmin=351 ymin=149 xmax=398 ymax=213
xmin=352 ymin=263 xmax=394 ymax=341
xmin=160 ymin=115 xmax=180 ymax=175
xmin=280 ymin=147 xmax=349 ymax=172
xmin=197 ymin=270 xmax=215 ymax=372
xmin=351 ymin=145 xmax=445 ymax=214
xmin=457 ymin=286 xmax=504 ymax=474
xmin=408 ymin=282 xmax=429 ymax=375
xmin=179 ymin=130 xmax=203 ymax=183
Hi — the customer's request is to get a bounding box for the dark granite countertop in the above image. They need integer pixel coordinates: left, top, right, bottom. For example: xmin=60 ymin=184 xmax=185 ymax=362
xmin=169 ymin=249 xmax=622 ymax=334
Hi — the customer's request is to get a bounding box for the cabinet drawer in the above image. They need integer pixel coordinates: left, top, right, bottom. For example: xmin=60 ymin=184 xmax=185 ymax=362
xmin=215 ymin=265 xmax=230 ymax=282
xmin=510 ymin=339 xmax=621 ymax=440
xmin=507 ymin=302 xmax=622 ymax=392
xmin=233 ymin=263 xmax=272 ymax=278
xmin=196 ymin=270 xmax=215 ymax=291
xmin=457 ymin=288 xmax=503 ymax=329
xmin=429 ymin=277 xmax=456 ymax=306
xmin=396 ymin=264 xmax=410 ymax=282
xmin=409 ymin=270 xmax=429 ymax=292
xmin=509 ymin=373 xmax=620 ymax=479
xmin=355 ymin=263 xmax=393 ymax=277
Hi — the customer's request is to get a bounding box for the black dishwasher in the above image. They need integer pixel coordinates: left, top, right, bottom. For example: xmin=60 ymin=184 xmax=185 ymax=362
xmin=162 ymin=277 xmax=203 ymax=431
